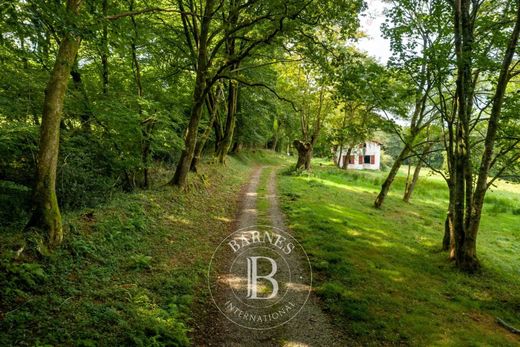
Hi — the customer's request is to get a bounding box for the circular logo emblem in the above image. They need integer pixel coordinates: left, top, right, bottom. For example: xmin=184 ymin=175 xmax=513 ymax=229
xmin=208 ymin=225 xmax=312 ymax=330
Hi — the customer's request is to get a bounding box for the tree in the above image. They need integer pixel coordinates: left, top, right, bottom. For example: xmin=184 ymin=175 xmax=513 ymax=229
xmin=402 ymin=132 xmax=435 ymax=202
xmin=446 ymin=0 xmax=520 ymax=271
xmin=169 ymin=0 xmax=313 ymax=186
xmin=19 ymin=0 xmax=190 ymax=248
xmin=169 ymin=0 xmax=216 ymax=187
xmin=374 ymin=0 xmax=446 ymax=209
xmin=25 ymin=0 xmax=83 ymax=249
xmin=169 ymin=0 xmax=365 ymax=186
xmin=293 ymin=84 xmax=328 ymax=170
xmin=275 ymin=59 xmax=332 ymax=170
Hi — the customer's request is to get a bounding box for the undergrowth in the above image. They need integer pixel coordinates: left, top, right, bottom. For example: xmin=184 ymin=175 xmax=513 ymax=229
xmin=0 ymin=151 xmax=273 ymax=346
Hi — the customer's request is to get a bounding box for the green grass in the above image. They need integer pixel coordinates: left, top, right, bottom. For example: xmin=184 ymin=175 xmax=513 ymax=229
xmin=0 ymin=151 xmax=273 ymax=346
xmin=2 ymin=151 xmax=518 ymax=346
xmin=232 ymin=149 xmax=291 ymax=166
xmin=256 ymin=166 xmax=275 ymax=226
xmin=278 ymin=162 xmax=520 ymax=346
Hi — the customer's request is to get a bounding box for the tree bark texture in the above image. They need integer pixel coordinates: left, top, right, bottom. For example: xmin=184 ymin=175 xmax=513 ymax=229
xmin=25 ymin=0 xmax=83 ymax=248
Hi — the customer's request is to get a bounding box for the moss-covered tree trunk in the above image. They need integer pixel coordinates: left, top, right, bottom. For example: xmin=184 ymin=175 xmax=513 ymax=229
xmin=25 ymin=0 xmax=83 ymax=248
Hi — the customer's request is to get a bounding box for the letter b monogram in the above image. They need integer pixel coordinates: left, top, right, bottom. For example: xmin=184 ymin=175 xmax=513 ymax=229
xmin=246 ymin=256 xmax=279 ymax=299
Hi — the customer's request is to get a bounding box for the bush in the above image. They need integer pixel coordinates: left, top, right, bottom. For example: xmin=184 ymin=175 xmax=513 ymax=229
xmin=0 ymin=181 xmax=31 ymax=226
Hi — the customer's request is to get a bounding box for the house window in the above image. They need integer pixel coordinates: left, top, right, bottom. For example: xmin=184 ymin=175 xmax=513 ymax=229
xmin=349 ymin=155 xmax=355 ymax=164
xmin=364 ymin=155 xmax=371 ymax=164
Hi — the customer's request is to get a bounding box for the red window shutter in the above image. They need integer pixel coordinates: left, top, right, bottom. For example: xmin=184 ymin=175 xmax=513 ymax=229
xmin=358 ymin=155 xmax=363 ymax=164
xmin=371 ymin=155 xmax=375 ymax=164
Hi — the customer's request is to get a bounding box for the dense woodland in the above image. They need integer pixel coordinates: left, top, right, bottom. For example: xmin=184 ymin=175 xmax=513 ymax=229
xmin=2 ymin=0 xmax=520 ymax=269
xmin=1 ymin=0 xmax=520 ymax=344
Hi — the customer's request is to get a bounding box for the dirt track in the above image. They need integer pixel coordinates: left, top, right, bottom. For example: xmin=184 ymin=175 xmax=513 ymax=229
xmin=197 ymin=166 xmax=350 ymax=346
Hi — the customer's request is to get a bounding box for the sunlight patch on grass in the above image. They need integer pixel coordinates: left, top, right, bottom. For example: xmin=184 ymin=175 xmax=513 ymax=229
xmin=279 ymin=164 xmax=520 ymax=346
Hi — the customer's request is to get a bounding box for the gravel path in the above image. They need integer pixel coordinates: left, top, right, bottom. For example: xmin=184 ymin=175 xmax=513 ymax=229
xmin=198 ymin=166 xmax=350 ymax=346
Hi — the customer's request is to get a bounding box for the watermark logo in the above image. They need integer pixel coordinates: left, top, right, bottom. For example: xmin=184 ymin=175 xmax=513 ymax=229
xmin=208 ymin=225 xmax=312 ymax=330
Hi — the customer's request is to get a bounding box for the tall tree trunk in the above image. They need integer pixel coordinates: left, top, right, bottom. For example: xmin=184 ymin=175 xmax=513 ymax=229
xmin=403 ymin=143 xmax=432 ymax=202
xmin=70 ymin=62 xmax=92 ymax=132
xmin=455 ymin=1 xmax=520 ymax=272
xmin=450 ymin=0 xmax=477 ymax=272
xmin=375 ymin=35 xmax=430 ymax=209
xmin=403 ymin=159 xmax=422 ymax=202
xmin=141 ymin=119 xmax=155 ymax=187
xmin=215 ymin=2 xmax=239 ymax=164
xmin=271 ymin=135 xmax=278 ymax=151
xmin=337 ymin=142 xmax=344 ymax=167
xmin=101 ymin=0 xmax=109 ymax=95
xmin=191 ymin=92 xmax=219 ymax=172
xmin=442 ymin=182 xmax=456 ymax=258
xmin=374 ymin=145 xmax=411 ymax=208
xmin=25 ymin=0 xmax=82 ymax=249
xmin=344 ymin=147 xmax=352 ymax=169
xmin=190 ymin=123 xmax=212 ymax=173
xmin=170 ymin=0 xmax=215 ymax=187
xmin=129 ymin=5 xmax=154 ymax=189
xmin=216 ymin=79 xmax=239 ymax=163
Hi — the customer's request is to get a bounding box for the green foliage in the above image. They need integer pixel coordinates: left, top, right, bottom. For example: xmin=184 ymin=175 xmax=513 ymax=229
xmin=0 ymin=181 xmax=31 ymax=227
xmin=129 ymin=254 xmax=153 ymax=270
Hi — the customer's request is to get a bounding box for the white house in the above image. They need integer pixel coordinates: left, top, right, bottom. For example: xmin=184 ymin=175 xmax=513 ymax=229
xmin=335 ymin=141 xmax=382 ymax=170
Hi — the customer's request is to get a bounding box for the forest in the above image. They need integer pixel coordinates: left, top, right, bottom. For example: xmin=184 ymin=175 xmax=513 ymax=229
xmin=1 ymin=0 xmax=519 ymax=345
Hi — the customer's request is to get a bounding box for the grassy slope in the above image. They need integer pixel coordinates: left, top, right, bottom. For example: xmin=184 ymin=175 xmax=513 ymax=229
xmin=0 ymin=151 xmax=285 ymax=346
xmin=278 ymin=160 xmax=520 ymax=346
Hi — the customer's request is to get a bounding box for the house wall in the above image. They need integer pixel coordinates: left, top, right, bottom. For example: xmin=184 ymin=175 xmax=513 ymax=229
xmin=336 ymin=141 xmax=381 ymax=170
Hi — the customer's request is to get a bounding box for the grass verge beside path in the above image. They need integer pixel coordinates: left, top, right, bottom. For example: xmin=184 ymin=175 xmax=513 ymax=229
xmin=278 ymin=163 xmax=520 ymax=346
xmin=0 ymin=151 xmax=284 ymax=346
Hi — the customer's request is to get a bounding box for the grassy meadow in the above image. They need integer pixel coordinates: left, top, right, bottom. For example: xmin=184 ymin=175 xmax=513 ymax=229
xmin=278 ymin=160 xmax=520 ymax=346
